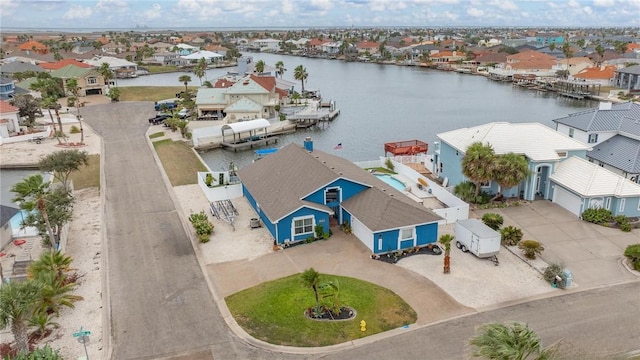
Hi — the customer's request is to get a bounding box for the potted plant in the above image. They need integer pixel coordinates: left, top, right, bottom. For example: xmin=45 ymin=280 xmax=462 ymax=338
xmin=205 ymin=173 xmax=213 ymax=187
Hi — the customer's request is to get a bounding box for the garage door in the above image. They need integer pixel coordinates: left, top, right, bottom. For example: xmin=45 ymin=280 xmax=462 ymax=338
xmin=552 ymin=186 xmax=583 ymax=216
xmin=351 ymin=217 xmax=373 ymax=252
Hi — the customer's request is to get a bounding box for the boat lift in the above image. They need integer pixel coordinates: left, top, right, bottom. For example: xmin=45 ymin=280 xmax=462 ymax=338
xmin=210 ymin=200 xmax=239 ymax=230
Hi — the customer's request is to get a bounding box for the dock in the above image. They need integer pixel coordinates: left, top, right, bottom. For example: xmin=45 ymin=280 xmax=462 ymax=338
xmin=220 ymin=136 xmax=280 ymax=152
xmin=286 ymin=100 xmax=340 ymax=128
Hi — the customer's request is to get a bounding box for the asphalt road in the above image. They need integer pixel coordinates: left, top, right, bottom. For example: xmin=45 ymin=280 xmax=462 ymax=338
xmin=83 ymin=102 xmax=640 ymax=360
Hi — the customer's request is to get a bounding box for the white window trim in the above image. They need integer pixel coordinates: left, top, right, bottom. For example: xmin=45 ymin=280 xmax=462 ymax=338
xmin=604 ymin=197 xmax=611 ymax=210
xmin=619 ymin=198 xmax=625 ymax=213
xmin=637 ymin=199 xmax=640 ymax=211
xmin=588 ymin=133 xmax=598 ymax=143
xmin=292 ymin=215 xmax=314 ymax=237
xmin=480 ymin=181 xmax=492 ymax=188
xmin=397 ymin=227 xmax=415 ymax=249
xmin=568 ymin=128 xmax=574 ymax=138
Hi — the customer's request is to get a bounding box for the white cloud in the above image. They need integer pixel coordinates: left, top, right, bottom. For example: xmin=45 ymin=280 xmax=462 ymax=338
xmin=567 ymin=0 xmax=580 ymax=8
xmin=583 ymin=6 xmax=593 ymax=15
xmin=143 ymin=3 xmax=162 ymax=20
xmin=2 ymin=0 xmax=19 ymax=15
xmin=282 ymin=0 xmax=295 ymax=14
xmin=96 ymin=0 xmax=129 ymax=11
xmin=311 ymin=0 xmax=333 ymax=11
xmin=63 ymin=6 xmax=93 ymax=20
xmin=592 ymin=0 xmax=615 ymax=7
xmin=176 ymin=0 xmax=201 ymax=11
xmin=467 ymin=7 xmax=485 ymax=17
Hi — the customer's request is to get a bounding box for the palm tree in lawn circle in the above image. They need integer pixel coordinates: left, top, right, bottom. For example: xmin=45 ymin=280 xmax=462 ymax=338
xmin=0 ymin=280 xmax=42 ymax=354
xmin=461 ymin=142 xmax=496 ymax=198
xmin=11 ymin=174 xmax=58 ymax=249
xmin=178 ymin=75 xmax=191 ymax=94
xmin=491 ymin=153 xmax=529 ymax=201
xmin=300 ymin=268 xmax=321 ymax=310
xmin=439 ymin=234 xmax=454 ymax=274
xmin=275 ymin=61 xmax=286 ymax=78
xmin=294 ymin=65 xmax=308 ymax=94
xmin=254 ymin=60 xmax=265 ymax=74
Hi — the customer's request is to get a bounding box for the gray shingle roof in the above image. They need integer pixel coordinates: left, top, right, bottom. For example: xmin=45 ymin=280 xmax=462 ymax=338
xmin=552 ymin=101 xmax=640 ymax=135
xmin=616 ymin=64 xmax=640 ymax=75
xmin=587 ymin=135 xmax=640 ymax=173
xmin=0 ymin=204 xmax=20 ymax=227
xmin=237 ymin=143 xmax=442 ymax=230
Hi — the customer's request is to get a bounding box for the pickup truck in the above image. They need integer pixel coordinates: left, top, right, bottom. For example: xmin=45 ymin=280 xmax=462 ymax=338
xmin=148 ymin=114 xmax=170 ymax=125
xmin=154 ymin=99 xmax=179 ymax=111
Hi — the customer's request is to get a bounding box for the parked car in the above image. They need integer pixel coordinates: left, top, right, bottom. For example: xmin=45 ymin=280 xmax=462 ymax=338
xmin=177 ymin=108 xmax=190 ymax=119
xmin=148 ymin=114 xmax=170 ymax=125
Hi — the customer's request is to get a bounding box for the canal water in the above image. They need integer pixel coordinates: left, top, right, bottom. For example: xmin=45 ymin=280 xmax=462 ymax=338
xmin=122 ymin=54 xmax=597 ymax=171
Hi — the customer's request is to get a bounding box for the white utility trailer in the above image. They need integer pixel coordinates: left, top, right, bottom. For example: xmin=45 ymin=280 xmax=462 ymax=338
xmin=454 ymin=219 xmax=501 ymax=259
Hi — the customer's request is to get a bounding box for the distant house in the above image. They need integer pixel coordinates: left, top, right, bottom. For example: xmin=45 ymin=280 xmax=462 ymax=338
xmin=434 ymin=122 xmax=591 ymax=202
xmin=429 ymin=51 xmax=465 ymax=63
xmin=40 ymin=59 xmax=93 ymax=71
xmin=0 ymin=77 xmax=16 ymax=100
xmin=321 ymin=41 xmax=342 ymax=55
xmin=0 ymin=100 xmax=21 ymax=138
xmin=237 ymin=140 xmax=443 ymax=253
xmin=356 ymin=41 xmax=380 ymax=55
xmin=552 ymin=57 xmax=594 ymax=76
xmin=613 ymin=65 xmax=640 ymax=94
xmin=18 ymin=40 xmax=48 ymax=55
xmin=553 ymin=101 xmax=640 ymax=183
xmin=248 ymin=39 xmax=281 ymax=53
xmin=504 ymin=50 xmax=557 ymax=75
xmin=50 ymin=65 xmax=106 ymax=96
xmin=572 ymin=65 xmax=617 ymax=86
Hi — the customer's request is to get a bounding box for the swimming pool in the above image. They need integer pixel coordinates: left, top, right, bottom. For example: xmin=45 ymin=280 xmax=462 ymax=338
xmin=374 ymin=174 xmax=406 ymax=192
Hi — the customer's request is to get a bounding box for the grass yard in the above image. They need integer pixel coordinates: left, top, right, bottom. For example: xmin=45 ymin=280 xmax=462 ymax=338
xmin=225 ymin=273 xmax=417 ymax=347
xmin=149 ymin=131 xmax=165 ymax=139
xmin=119 ymin=86 xmax=198 ymax=102
xmin=153 ymin=139 xmax=207 ymax=186
xmin=68 ymin=154 xmax=100 ymax=190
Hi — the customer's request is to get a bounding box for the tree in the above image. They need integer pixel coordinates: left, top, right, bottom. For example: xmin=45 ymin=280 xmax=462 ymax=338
xmin=28 ymin=250 xmax=74 ymax=282
xmin=194 ymin=57 xmax=207 ymax=85
xmin=561 ymin=42 xmax=573 ymax=77
xmin=38 ymin=149 xmax=88 ymax=190
xmin=11 ymin=174 xmax=58 ymax=248
xmin=11 ymin=94 xmax=41 ymax=130
xmin=294 ymin=65 xmax=309 ymax=94
xmin=65 ymin=78 xmax=85 ymax=144
xmin=33 ymin=271 xmax=82 ymax=316
xmin=275 ymin=60 xmax=286 ymax=78
xmin=0 ymin=280 xmax=42 ymax=354
xmin=470 ymin=322 xmax=557 ymax=360
xmin=20 ymin=186 xmax=73 ymax=245
xmin=518 ymin=240 xmax=545 ymax=259
xmin=613 ymin=40 xmax=628 ymax=56
xmin=549 ymin=43 xmax=556 ymax=52
xmin=300 ymin=268 xmax=321 ymax=309
xmin=461 ymin=142 xmax=496 ymax=197
xmin=98 ymin=62 xmax=114 ymax=90
xmin=30 ymin=73 xmax=65 ymax=143
xmin=439 ymin=234 xmax=454 ymax=274
xmin=594 ymin=44 xmax=605 ymax=66
xmin=254 ymin=60 xmax=265 ymax=74
xmin=107 ymin=86 xmax=121 ymax=102
xmin=178 ymin=74 xmax=191 ymax=93
xmin=492 ymin=153 xmax=529 ymax=201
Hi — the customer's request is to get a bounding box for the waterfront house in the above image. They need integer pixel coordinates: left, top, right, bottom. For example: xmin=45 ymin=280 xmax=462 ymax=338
xmin=356 ymin=41 xmax=380 ymax=55
xmin=0 ymin=77 xmax=16 ymax=100
xmin=552 ymin=57 xmax=594 ymax=76
xmin=237 ymin=139 xmax=443 ymax=254
xmin=613 ymin=65 xmax=640 ymax=94
xmin=553 ymin=102 xmax=640 ymax=183
xmin=434 ymin=122 xmax=590 ymax=201
xmin=504 ymin=50 xmax=557 ymax=75
xmin=40 ymin=58 xmax=93 ymax=71
xmin=0 ymin=100 xmax=21 ymax=138
xmin=50 ymin=65 xmax=106 ymax=96
xmin=572 ymin=65 xmax=617 ymax=86
xmin=82 ymin=56 xmax=138 ymax=76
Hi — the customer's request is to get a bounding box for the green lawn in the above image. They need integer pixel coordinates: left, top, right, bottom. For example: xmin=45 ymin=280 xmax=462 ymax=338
xmin=225 ymin=273 xmax=417 ymax=347
xmin=119 ymin=86 xmax=197 ymax=102
xmin=149 ymin=131 xmax=165 ymax=139
xmin=153 ymin=139 xmax=207 ymax=186
xmin=68 ymin=154 xmax=100 ymax=190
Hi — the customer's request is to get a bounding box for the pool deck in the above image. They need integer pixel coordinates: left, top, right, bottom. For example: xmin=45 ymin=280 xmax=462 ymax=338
xmin=374 ymin=172 xmax=447 ymax=210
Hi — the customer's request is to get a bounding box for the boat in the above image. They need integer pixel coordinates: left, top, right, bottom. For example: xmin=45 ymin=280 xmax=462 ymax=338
xmin=253 ymin=147 xmax=279 ymax=162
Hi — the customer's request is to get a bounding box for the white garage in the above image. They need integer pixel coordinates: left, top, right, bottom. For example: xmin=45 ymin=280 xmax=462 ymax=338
xmin=552 ymin=185 xmax=583 ymax=216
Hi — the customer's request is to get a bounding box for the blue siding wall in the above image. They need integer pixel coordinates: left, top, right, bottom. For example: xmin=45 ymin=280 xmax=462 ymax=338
xmin=374 ymin=230 xmax=400 ymax=254
xmin=438 ymin=142 xmax=465 ymax=186
xmin=304 ymin=178 xmax=370 ymax=204
xmin=415 ymin=223 xmax=439 ymax=246
xmin=276 ymin=207 xmax=330 ymax=243
xmin=243 ymin=185 xmax=276 ymax=239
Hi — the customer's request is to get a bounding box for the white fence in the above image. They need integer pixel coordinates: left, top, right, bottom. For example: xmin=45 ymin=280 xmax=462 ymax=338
xmin=0 ymin=126 xmax=52 ymax=145
xmin=197 ymin=171 xmax=243 ymax=202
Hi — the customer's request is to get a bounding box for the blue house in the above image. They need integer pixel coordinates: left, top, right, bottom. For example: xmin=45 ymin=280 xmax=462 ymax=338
xmin=237 ymin=139 xmax=443 ymax=254
xmin=434 ymin=122 xmax=640 ymax=218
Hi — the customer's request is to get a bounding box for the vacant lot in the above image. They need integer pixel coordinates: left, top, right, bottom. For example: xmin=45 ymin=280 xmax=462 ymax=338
xmin=119 ymin=86 xmax=198 ymax=102
xmin=153 ymin=139 xmax=207 ymax=186
xmin=69 ymin=154 xmax=100 ymax=189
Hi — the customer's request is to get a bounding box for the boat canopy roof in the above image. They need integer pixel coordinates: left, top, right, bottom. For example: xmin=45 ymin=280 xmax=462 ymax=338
xmin=221 ymin=118 xmax=270 ymax=134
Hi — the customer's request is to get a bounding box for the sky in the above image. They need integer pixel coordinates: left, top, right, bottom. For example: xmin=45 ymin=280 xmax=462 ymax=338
xmin=1 ymin=0 xmax=639 ymax=30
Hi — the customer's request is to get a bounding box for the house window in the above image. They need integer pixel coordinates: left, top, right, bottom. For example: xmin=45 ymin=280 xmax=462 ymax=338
xmin=400 ymin=228 xmax=414 ymax=240
xmin=87 ymin=77 xmax=97 ymax=85
xmin=293 ymin=216 xmax=314 ymax=235
xmin=568 ymin=128 xmax=574 ymax=138
xmin=588 ymin=133 xmax=598 ymax=143
xmin=619 ymin=198 xmax=625 ymax=212
xmin=480 ymin=181 xmax=491 ymax=188
xmin=638 ymin=199 xmax=640 ymax=211
xmin=556 ymin=151 xmax=567 ymax=158
xmin=604 ymin=197 xmax=611 ymax=210
xmin=378 ymin=235 xmax=383 ymax=251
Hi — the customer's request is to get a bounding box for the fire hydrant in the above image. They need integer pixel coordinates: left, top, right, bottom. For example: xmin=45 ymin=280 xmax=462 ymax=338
xmin=360 ymin=320 xmax=367 ymax=332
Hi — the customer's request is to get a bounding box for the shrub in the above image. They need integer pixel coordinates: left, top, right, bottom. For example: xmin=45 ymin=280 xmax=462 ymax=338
xmin=620 ymin=222 xmax=632 ymax=232
xmin=518 ymin=240 xmax=544 ymax=259
xmin=454 ymin=181 xmax=476 ymax=203
xmin=543 ymin=263 xmax=564 ymax=284
xmin=581 ymin=208 xmax=612 ymax=224
xmin=315 ymin=224 xmax=325 ymax=239
xmin=482 ymin=213 xmax=504 ymax=230
xmin=615 ymin=215 xmax=632 ymax=232
xmin=385 ymin=158 xmax=395 ymax=171
xmin=500 ymin=225 xmax=523 ymax=246
xmin=624 ymin=244 xmax=640 ymax=271
xmin=188 ymin=210 xmax=214 ymax=243
xmin=69 ymin=125 xmax=80 ymax=134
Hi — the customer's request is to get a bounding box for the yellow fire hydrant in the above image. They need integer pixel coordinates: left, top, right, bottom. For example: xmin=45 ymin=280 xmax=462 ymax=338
xmin=360 ymin=320 xmax=367 ymax=332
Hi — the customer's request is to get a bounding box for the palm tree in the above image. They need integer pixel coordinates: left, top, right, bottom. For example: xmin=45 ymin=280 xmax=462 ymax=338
xmin=28 ymin=250 xmax=74 ymax=282
xmin=11 ymin=174 xmax=57 ymax=248
xmin=98 ymin=62 xmax=114 ymax=89
xmin=33 ymin=271 xmax=82 ymax=316
xmin=0 ymin=280 xmax=42 ymax=354
xmin=178 ymin=74 xmax=191 ymax=93
xmin=275 ymin=61 xmax=286 ymax=78
xmin=461 ymin=142 xmax=496 ymax=198
xmin=469 ymin=322 xmax=556 ymax=360
xmin=594 ymin=44 xmax=605 ymax=66
xmin=294 ymin=65 xmax=308 ymax=94
xmin=561 ymin=42 xmax=573 ymax=77
xmin=254 ymin=60 xmax=265 ymax=74
xmin=439 ymin=234 xmax=454 ymax=274
xmin=65 ymin=78 xmax=84 ymax=144
xmin=492 ymin=153 xmax=529 ymax=201
xmin=300 ymin=268 xmax=321 ymax=309
xmin=30 ymin=74 xmax=65 ymax=144
xmin=194 ymin=57 xmax=207 ymax=85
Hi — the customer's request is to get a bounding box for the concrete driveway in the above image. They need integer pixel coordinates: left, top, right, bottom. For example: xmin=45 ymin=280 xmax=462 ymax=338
xmin=475 ymin=200 xmax=639 ymax=289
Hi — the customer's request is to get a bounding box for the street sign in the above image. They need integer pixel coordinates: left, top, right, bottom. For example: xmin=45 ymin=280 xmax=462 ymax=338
xmin=73 ymin=330 xmax=91 ymax=337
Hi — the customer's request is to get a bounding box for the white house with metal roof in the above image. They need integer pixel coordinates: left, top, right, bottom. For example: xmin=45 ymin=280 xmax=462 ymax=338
xmin=553 ymin=101 xmax=640 ymax=183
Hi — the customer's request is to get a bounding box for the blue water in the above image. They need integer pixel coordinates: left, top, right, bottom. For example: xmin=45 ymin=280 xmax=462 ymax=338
xmin=10 ymin=210 xmax=29 ymax=230
xmin=375 ymin=174 xmax=406 ymax=191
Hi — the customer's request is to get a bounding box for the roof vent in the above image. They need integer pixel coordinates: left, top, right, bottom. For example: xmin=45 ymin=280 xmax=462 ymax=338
xmin=598 ymin=102 xmax=612 ymax=111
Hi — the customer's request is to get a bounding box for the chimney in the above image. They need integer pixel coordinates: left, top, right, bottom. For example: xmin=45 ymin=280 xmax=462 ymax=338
xmin=304 ymin=137 xmax=313 ymax=152
xmin=598 ymin=102 xmax=612 ymax=111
